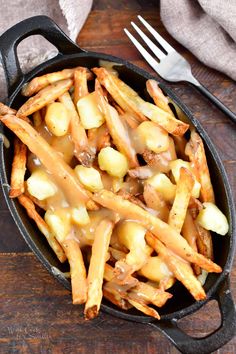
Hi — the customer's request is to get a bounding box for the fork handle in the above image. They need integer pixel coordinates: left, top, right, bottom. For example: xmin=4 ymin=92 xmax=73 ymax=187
xmin=192 ymin=80 xmax=236 ymax=124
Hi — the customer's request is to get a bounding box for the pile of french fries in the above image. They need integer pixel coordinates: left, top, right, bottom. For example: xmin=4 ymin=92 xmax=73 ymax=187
xmin=0 ymin=65 xmax=229 ymax=320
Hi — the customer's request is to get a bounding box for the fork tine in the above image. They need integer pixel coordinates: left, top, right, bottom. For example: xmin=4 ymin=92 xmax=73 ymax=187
xmin=124 ymin=28 xmax=160 ymax=73
xmin=131 ymin=22 xmax=166 ymax=60
xmin=138 ymin=15 xmax=174 ymax=53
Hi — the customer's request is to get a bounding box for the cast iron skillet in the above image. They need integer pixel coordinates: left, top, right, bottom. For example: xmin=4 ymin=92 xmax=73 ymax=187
xmin=0 ymin=16 xmax=235 ymax=354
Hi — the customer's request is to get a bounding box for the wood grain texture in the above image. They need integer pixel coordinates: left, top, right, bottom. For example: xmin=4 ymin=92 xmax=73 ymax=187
xmin=0 ymin=254 xmax=235 ymax=354
xmin=0 ymin=0 xmax=235 ymax=352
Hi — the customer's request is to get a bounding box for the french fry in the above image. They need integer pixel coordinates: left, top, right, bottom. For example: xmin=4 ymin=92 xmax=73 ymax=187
xmin=58 ymin=92 xmax=94 ymax=166
xmin=93 ymin=67 xmax=147 ymax=122
xmin=0 ymin=115 xmax=93 ymax=207
xmin=103 ymin=286 xmax=131 ymax=310
xmin=143 ymin=184 xmax=169 ymax=222
xmin=128 ymin=165 xmax=155 ymax=179
xmin=119 ymin=112 xmax=140 ymax=129
xmin=188 ymin=197 xmax=203 ymax=219
xmin=168 ymin=167 xmax=194 ymax=233
xmin=18 ymin=194 xmax=66 ymax=263
xmin=32 ymin=110 xmax=43 ymax=128
xmin=109 ymin=247 xmax=127 ymax=261
xmin=104 ymin=263 xmax=138 ymax=289
xmin=0 ymin=102 xmax=17 ymax=115
xmin=95 ymin=78 xmax=108 ymax=98
xmin=195 ymin=222 xmax=214 ymax=260
xmin=128 ymin=299 xmax=160 ymax=319
xmin=96 ymin=90 xmax=139 ymax=168
xmin=93 ymin=67 xmax=189 ymax=135
xmin=111 ymin=96 xmax=140 ymax=128
xmin=146 ymin=79 xmax=173 ymax=115
xmin=62 ymin=238 xmax=87 ymax=304
xmin=85 ymin=219 xmax=114 ymax=319
xmin=87 ymin=124 xmax=110 ymax=154
xmin=73 ymin=68 xmax=89 ymax=104
xmin=93 ymin=190 xmax=222 ymax=273
xmin=9 ymin=137 xmax=27 ymax=198
xmin=128 ymin=281 xmax=172 ymax=308
xmin=21 ymin=66 xmax=93 ymax=96
xmin=185 ymin=130 xmax=215 ymax=203
xmin=173 ymin=136 xmax=188 ymax=160
xmin=182 ymin=211 xmax=201 ymax=276
xmin=146 ymin=232 xmax=206 ymax=301
xmin=18 ymin=79 xmax=73 ymax=116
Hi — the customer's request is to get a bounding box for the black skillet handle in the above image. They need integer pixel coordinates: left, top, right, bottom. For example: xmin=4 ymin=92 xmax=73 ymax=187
xmin=150 ymin=276 xmax=236 ymax=354
xmin=0 ymin=15 xmax=83 ymax=96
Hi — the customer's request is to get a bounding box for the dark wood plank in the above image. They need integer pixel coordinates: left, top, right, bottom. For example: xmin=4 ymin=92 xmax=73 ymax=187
xmin=0 ymin=254 xmax=235 ymax=354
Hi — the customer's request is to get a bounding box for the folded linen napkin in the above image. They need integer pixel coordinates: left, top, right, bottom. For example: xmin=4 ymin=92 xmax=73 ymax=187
xmin=0 ymin=0 xmax=92 ymax=100
xmin=160 ymin=0 xmax=236 ymax=80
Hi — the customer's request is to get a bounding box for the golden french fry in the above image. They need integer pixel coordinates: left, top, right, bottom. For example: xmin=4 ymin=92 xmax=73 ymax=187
xmin=188 ymin=197 xmax=203 ymax=219
xmin=185 ymin=130 xmax=215 ymax=203
xmin=103 ymin=286 xmax=131 ymax=310
xmin=146 ymin=79 xmax=173 ymax=115
xmin=85 ymin=219 xmax=114 ymax=319
xmin=182 ymin=211 xmax=199 ymax=251
xmin=0 ymin=102 xmax=17 ymax=115
xmin=21 ymin=67 xmax=93 ymax=96
xmin=9 ymin=137 xmax=27 ymax=198
xmin=182 ymin=211 xmax=201 ymax=276
xmin=143 ymin=184 xmax=169 ymax=222
xmin=93 ymin=67 xmax=147 ymax=122
xmin=73 ymin=68 xmax=89 ymax=104
xmin=146 ymin=232 xmax=206 ymax=301
xmin=195 ymin=222 xmax=214 ymax=260
xmin=32 ymin=110 xmax=43 ymax=128
xmin=93 ymin=190 xmax=221 ymax=273
xmin=0 ymin=115 xmax=93 ymax=207
xmin=93 ymin=67 xmax=189 ymax=135
xmin=168 ymin=167 xmax=195 ymax=233
xmin=58 ymin=92 xmax=94 ymax=166
xmin=119 ymin=112 xmax=140 ymax=129
xmin=111 ymin=99 xmax=140 ymax=128
xmin=128 ymin=299 xmax=160 ymax=319
xmin=96 ymin=90 xmax=139 ymax=168
xmin=62 ymin=238 xmax=87 ymax=304
xmin=18 ymin=79 xmax=73 ymax=116
xmin=18 ymin=194 xmax=66 ymax=262
xmin=95 ymin=78 xmax=108 ymax=97
xmin=173 ymin=136 xmax=188 ymax=160
xmin=128 ymin=165 xmax=154 ymax=179
xmin=109 ymin=247 xmax=127 ymax=261
xmin=104 ymin=263 xmax=138 ymax=289
xmin=129 ymin=281 xmax=172 ymax=307
xmin=87 ymin=124 xmax=110 ymax=155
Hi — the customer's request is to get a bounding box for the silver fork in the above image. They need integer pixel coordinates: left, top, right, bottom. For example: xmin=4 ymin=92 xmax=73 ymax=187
xmin=124 ymin=16 xmax=236 ymax=124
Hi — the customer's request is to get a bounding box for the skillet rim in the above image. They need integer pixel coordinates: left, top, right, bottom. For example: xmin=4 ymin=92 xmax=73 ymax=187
xmin=0 ymin=51 xmax=235 ymax=323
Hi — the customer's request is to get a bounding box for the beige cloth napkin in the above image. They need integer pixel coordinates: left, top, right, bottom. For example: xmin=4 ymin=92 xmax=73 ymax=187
xmin=161 ymin=0 xmax=236 ymax=80
xmin=0 ymin=0 xmax=92 ymax=100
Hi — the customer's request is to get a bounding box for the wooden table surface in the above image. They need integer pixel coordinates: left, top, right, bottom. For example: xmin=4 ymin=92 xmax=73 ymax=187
xmin=0 ymin=0 xmax=235 ymax=353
